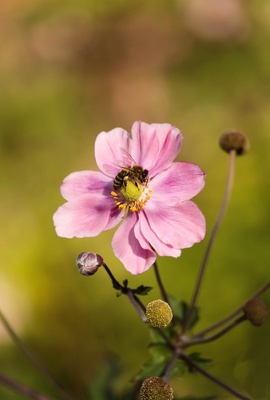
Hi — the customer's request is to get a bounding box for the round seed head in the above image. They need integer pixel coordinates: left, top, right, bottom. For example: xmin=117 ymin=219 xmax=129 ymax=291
xmin=140 ymin=377 xmax=173 ymax=400
xmin=146 ymin=300 xmax=173 ymax=328
xmin=219 ymin=130 xmax=249 ymax=155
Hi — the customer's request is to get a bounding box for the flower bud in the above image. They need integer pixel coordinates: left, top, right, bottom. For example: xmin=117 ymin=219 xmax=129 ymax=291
xmin=146 ymin=300 xmax=173 ymax=328
xmin=76 ymin=252 xmax=103 ymax=276
xmin=140 ymin=377 xmax=173 ymax=400
xmin=243 ymin=298 xmax=268 ymax=326
xmin=219 ymin=130 xmax=249 ymax=155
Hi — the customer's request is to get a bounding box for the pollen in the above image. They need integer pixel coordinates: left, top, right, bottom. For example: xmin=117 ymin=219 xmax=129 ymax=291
xmin=111 ymin=179 xmax=151 ymax=212
xmin=121 ymin=180 xmax=143 ymax=201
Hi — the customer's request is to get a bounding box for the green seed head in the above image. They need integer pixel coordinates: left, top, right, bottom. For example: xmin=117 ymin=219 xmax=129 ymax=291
xmin=140 ymin=377 xmax=173 ymax=400
xmin=146 ymin=300 xmax=173 ymax=328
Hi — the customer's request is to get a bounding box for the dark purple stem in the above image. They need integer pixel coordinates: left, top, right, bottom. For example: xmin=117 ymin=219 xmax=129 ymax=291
xmin=153 ymin=261 xmax=169 ymax=303
xmin=0 ymin=309 xmax=74 ymax=400
xmin=0 ymin=373 xmax=53 ymax=400
xmin=180 ymin=353 xmax=252 ymax=400
xmin=183 ymin=150 xmax=236 ymax=333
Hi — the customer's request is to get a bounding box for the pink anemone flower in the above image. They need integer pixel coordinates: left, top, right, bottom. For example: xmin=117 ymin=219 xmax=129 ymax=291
xmin=53 ymin=121 xmax=206 ymax=274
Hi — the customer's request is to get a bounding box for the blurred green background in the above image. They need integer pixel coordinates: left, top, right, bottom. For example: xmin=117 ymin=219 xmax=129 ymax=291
xmin=1 ymin=0 xmax=270 ymax=399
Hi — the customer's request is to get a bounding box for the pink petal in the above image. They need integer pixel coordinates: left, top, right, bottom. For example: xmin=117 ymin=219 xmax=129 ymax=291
xmin=53 ymin=194 xmax=123 ymax=238
xmin=60 ymin=171 xmax=112 ymax=201
xmin=95 ymin=128 xmax=131 ymax=177
xmin=145 ymin=200 xmax=206 ymax=250
xmin=112 ymin=213 xmax=156 ymax=274
xmin=131 ymin=122 xmax=183 ymax=176
xmin=151 ymin=162 xmax=205 ymax=205
xmin=139 ymin=212 xmax=181 ymax=257
xmin=130 ymin=122 xmax=160 ymax=167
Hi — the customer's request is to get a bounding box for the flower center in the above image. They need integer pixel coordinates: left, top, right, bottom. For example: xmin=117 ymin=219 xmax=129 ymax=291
xmin=111 ymin=176 xmax=151 ymax=212
xmin=120 ymin=180 xmax=143 ymax=202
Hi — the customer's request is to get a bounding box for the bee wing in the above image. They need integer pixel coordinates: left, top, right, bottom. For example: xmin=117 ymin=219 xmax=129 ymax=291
xmin=113 ymin=148 xmax=137 ymax=169
xmin=119 ymin=148 xmax=137 ymax=166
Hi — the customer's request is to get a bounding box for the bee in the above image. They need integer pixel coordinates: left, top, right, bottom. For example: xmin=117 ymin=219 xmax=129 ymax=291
xmin=113 ymin=150 xmax=149 ymax=191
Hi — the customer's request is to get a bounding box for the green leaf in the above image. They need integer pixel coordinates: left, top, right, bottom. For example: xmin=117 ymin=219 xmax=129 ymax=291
xmin=148 ymin=342 xmax=171 ymax=360
xmin=135 ymin=356 xmax=167 ymax=381
xmin=187 ymin=352 xmax=214 ymax=372
xmin=168 ymin=297 xmax=200 ymax=330
xmin=133 ymin=285 xmax=153 ymax=295
xmin=187 ymin=306 xmax=200 ymax=329
xmin=88 ymin=355 xmax=121 ymax=400
xmin=149 ymin=327 xmax=167 ymax=343
xmin=135 ymin=339 xmax=172 ymax=381
xmin=168 ymin=296 xmax=186 ymax=320
xmin=171 ymin=359 xmax=187 ymax=377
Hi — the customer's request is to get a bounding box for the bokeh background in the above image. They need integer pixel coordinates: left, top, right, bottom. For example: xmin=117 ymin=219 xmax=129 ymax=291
xmin=1 ymin=0 xmax=270 ymax=399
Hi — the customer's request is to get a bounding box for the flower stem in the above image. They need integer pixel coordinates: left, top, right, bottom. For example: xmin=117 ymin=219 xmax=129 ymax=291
xmin=126 ymin=289 xmax=148 ymax=322
xmin=183 ymin=150 xmax=236 ymax=333
xmin=0 ymin=372 xmax=53 ymax=400
xmin=102 ymin=263 xmax=148 ymax=320
xmin=185 ymin=315 xmax=247 ymax=347
xmin=193 ymin=280 xmax=270 ymax=338
xmin=163 ymin=350 xmax=179 ymax=383
xmin=0 ymin=309 xmax=74 ymax=400
xmin=102 ymin=262 xmax=122 ymax=289
xmin=102 ymin=263 xmax=172 ymax=345
xmin=153 ymin=261 xmax=169 ymax=303
xmin=180 ymin=352 xmax=252 ymax=400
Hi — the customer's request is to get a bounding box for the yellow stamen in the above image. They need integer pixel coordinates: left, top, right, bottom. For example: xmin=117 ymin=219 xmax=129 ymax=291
xmin=120 ymin=180 xmax=143 ymax=202
xmin=111 ymin=177 xmax=151 ymax=212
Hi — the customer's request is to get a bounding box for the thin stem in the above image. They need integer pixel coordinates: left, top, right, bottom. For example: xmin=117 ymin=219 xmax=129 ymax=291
xmin=185 ymin=315 xmax=247 ymax=347
xmin=193 ymin=280 xmax=270 ymax=338
xmin=163 ymin=350 xmax=179 ymax=383
xmin=0 ymin=309 xmax=74 ymax=400
xmin=102 ymin=263 xmax=173 ymax=346
xmin=180 ymin=352 xmax=252 ymax=400
xmin=133 ymin=294 xmax=147 ymax=313
xmin=183 ymin=150 xmax=236 ymax=333
xmin=126 ymin=289 xmax=147 ymax=322
xmin=153 ymin=261 xmax=169 ymax=303
xmin=102 ymin=263 xmax=147 ymax=315
xmin=102 ymin=263 xmax=121 ymax=288
xmin=0 ymin=372 xmax=53 ymax=400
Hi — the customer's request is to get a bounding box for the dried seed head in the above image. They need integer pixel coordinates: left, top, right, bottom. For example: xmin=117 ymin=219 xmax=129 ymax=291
xmin=219 ymin=130 xmax=249 ymax=155
xmin=140 ymin=377 xmax=173 ymax=400
xmin=146 ymin=300 xmax=173 ymax=328
xmin=76 ymin=252 xmax=103 ymax=276
xmin=243 ymin=298 xmax=268 ymax=326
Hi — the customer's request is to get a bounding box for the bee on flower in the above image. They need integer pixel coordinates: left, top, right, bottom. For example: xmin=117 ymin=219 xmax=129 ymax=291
xmin=53 ymin=121 xmax=206 ymax=274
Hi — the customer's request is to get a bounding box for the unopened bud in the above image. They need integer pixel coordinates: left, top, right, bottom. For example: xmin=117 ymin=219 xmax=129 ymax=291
xmin=146 ymin=300 xmax=173 ymax=328
xmin=76 ymin=252 xmax=103 ymax=276
xmin=140 ymin=377 xmax=173 ymax=400
xmin=243 ymin=298 xmax=268 ymax=326
xmin=219 ymin=130 xmax=249 ymax=155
